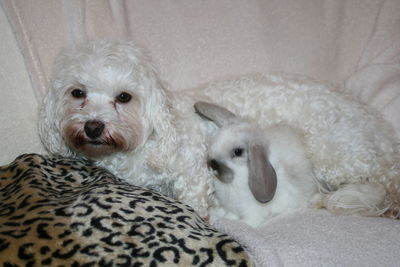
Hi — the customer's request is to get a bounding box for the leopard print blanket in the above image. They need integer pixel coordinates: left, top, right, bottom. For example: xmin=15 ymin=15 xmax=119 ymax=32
xmin=0 ymin=154 xmax=253 ymax=266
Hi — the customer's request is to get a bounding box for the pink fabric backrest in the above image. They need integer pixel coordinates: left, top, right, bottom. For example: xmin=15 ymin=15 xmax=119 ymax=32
xmin=2 ymin=0 xmax=399 ymax=134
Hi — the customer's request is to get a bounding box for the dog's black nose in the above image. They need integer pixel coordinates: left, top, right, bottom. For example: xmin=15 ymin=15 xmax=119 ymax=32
xmin=84 ymin=120 xmax=105 ymax=139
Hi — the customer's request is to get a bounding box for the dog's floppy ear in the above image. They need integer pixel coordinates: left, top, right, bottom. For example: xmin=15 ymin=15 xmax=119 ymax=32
xmin=38 ymin=89 xmax=74 ymax=157
xmin=248 ymin=144 xmax=277 ymax=203
xmin=194 ymin=101 xmax=236 ymax=127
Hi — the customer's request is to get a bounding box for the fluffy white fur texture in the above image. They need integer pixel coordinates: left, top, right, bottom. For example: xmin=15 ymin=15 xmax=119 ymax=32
xmin=39 ymin=40 xmax=216 ymax=217
xmin=39 ymin=40 xmax=400 ymax=220
xmin=199 ymin=74 xmax=400 ymax=221
xmin=195 ymin=101 xmax=391 ymax=227
xmin=211 ymin=122 xmax=317 ymax=227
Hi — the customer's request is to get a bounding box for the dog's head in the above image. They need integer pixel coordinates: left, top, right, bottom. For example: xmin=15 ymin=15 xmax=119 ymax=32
xmin=39 ymin=40 xmax=166 ymax=158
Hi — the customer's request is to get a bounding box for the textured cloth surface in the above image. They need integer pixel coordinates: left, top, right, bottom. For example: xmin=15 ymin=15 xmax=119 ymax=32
xmin=0 ymin=154 xmax=253 ymax=266
xmin=212 ymin=210 xmax=400 ymax=267
xmin=0 ymin=6 xmax=43 ymax=166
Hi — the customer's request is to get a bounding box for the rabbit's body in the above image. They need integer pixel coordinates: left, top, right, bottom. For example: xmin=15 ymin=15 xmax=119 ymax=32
xmin=210 ymin=125 xmax=317 ymax=227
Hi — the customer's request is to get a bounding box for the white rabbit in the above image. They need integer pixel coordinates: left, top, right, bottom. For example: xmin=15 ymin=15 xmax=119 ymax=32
xmin=194 ymin=101 xmax=387 ymax=227
xmin=195 ymin=101 xmax=318 ymax=227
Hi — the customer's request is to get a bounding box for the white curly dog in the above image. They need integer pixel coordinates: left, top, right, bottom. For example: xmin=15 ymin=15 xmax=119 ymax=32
xmin=39 ymin=40 xmax=400 ymax=220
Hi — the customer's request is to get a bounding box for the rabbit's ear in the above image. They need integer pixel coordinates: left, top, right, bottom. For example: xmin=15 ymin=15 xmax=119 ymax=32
xmin=248 ymin=144 xmax=277 ymax=203
xmin=194 ymin=101 xmax=237 ymax=127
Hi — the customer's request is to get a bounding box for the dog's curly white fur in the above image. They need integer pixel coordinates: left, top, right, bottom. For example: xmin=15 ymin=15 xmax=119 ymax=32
xmin=198 ymin=75 xmax=400 ymax=220
xmin=39 ymin=40 xmax=400 ymax=220
xmin=39 ymin=40 xmax=216 ymax=217
xmin=195 ymin=101 xmax=391 ymax=227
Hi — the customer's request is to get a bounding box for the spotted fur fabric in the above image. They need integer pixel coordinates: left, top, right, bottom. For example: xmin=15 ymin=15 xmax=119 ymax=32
xmin=0 ymin=154 xmax=253 ymax=266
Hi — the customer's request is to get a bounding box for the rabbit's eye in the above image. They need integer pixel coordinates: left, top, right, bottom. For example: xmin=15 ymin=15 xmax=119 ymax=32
xmin=232 ymin=148 xmax=244 ymax=157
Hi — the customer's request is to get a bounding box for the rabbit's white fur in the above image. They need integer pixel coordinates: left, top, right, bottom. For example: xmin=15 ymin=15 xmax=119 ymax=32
xmin=211 ymin=123 xmax=317 ymax=227
xmin=195 ymin=102 xmax=390 ymax=227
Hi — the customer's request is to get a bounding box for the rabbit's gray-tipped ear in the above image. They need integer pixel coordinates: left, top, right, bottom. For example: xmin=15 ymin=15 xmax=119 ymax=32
xmin=194 ymin=101 xmax=236 ymax=127
xmin=248 ymin=144 xmax=277 ymax=203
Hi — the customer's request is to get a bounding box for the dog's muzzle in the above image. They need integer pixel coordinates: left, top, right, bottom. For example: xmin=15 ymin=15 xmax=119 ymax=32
xmin=84 ymin=120 xmax=105 ymax=139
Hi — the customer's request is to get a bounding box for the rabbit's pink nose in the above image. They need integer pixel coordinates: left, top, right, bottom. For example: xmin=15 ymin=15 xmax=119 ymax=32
xmin=208 ymin=159 xmax=220 ymax=173
xmin=207 ymin=159 xmax=234 ymax=183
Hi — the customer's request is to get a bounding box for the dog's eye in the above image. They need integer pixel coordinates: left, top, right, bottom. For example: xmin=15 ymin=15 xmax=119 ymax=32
xmin=232 ymin=148 xmax=244 ymax=158
xmin=116 ymin=92 xmax=132 ymax=103
xmin=71 ymin=89 xmax=86 ymax=99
